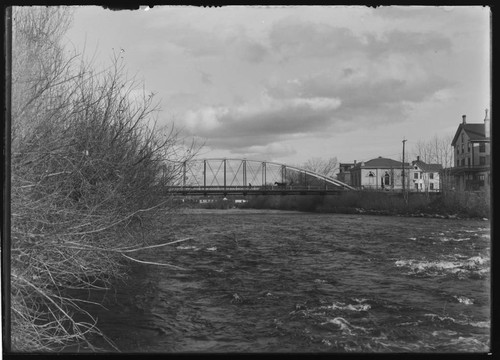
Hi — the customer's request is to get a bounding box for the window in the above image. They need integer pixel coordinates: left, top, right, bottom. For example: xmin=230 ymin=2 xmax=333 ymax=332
xmin=414 ymin=183 xmax=418 ymax=190
xmin=414 ymin=172 xmax=419 ymax=179
xmin=467 ymin=158 xmax=471 ymax=166
xmin=461 ymin=159 xmax=465 ymax=166
xmin=384 ymin=172 xmax=390 ymax=185
xmin=430 ymin=173 xmax=434 ymax=179
xmin=467 ymin=143 xmax=471 ymax=152
xmin=461 ymin=144 xmax=464 ymax=153
xmin=430 ymin=183 xmax=434 ymax=190
xmin=479 ymin=143 xmax=485 ymax=153
xmin=457 ymin=160 xmax=460 ymax=167
xmin=461 ymin=133 xmax=464 ymax=143
xmin=456 ymin=147 xmax=459 ymax=155
xmin=480 ymin=156 xmax=486 ymax=165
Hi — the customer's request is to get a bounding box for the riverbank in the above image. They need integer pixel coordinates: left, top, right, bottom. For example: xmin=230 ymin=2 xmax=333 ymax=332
xmin=240 ymin=190 xmax=490 ymax=220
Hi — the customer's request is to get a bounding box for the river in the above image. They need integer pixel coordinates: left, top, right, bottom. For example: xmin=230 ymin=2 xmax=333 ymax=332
xmin=78 ymin=209 xmax=490 ymax=353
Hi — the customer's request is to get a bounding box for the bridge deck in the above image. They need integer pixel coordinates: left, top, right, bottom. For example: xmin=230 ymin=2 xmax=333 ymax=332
xmin=167 ymin=186 xmax=345 ymax=196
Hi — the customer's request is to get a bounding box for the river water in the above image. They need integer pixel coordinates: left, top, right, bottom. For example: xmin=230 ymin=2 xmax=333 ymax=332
xmin=81 ymin=209 xmax=490 ymax=353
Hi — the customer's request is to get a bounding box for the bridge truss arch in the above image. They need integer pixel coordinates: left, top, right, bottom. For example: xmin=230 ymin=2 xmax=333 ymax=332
xmin=166 ymin=158 xmax=355 ymax=195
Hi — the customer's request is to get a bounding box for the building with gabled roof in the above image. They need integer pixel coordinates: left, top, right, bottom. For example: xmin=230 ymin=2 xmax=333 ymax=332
xmin=450 ymin=111 xmax=491 ymax=191
xmin=350 ymin=156 xmax=411 ymax=190
xmin=411 ymin=156 xmax=443 ymax=192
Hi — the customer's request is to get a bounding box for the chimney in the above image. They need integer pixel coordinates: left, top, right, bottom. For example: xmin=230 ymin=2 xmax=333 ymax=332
xmin=417 ymin=155 xmax=420 ymax=161
xmin=484 ymin=109 xmax=490 ymax=138
xmin=462 ymin=114 xmax=466 ymax=124
xmin=354 ymin=160 xmax=356 ymax=165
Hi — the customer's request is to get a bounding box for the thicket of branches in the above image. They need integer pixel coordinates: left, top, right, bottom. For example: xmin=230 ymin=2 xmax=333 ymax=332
xmin=285 ymin=157 xmax=339 ymax=185
xmin=411 ymin=134 xmax=454 ymax=168
xmin=301 ymin=157 xmax=338 ymax=178
xmin=10 ymin=7 xmax=195 ymax=351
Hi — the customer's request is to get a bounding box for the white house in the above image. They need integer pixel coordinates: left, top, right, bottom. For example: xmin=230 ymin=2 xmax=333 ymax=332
xmin=410 ymin=157 xmax=443 ymax=192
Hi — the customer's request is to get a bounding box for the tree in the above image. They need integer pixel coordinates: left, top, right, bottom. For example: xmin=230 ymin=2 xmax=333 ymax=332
xmin=302 ymin=157 xmax=338 ymax=178
xmin=285 ymin=157 xmax=338 ymax=187
xmin=412 ymin=134 xmax=453 ymax=168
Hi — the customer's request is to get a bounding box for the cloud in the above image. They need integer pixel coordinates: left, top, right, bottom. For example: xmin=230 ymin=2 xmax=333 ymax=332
xmin=153 ymin=24 xmax=224 ymax=58
xmin=150 ymin=16 xmax=270 ymax=63
xmin=266 ymin=48 xmax=455 ymax=127
xmin=269 ymin=19 xmax=362 ymax=59
xmin=268 ymin=17 xmax=452 ymax=61
xmin=308 ymin=59 xmax=452 ymax=107
xmin=234 ymin=39 xmax=269 ymax=63
xmin=374 ymin=5 xmax=459 ymax=21
xmin=229 ymin=142 xmax=297 ymax=159
xmin=198 ymin=70 xmax=213 ymax=85
xmin=182 ymin=94 xmax=342 ymax=150
xmin=365 ymin=30 xmax=453 ymax=57
xmin=180 ymin=21 xmax=455 ymax=152
xmin=169 ymin=15 xmax=458 ymax=160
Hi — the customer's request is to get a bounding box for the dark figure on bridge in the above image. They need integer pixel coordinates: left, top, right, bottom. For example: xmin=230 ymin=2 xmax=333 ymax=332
xmin=274 ymin=182 xmax=287 ymax=188
xmin=248 ymin=183 xmax=252 ymax=188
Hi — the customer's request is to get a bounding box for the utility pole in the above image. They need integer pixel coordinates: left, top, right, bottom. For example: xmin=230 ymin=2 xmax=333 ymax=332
xmin=402 ymin=138 xmax=408 ymax=203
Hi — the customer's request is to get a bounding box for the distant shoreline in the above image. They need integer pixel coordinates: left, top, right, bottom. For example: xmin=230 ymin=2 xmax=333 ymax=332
xmin=177 ymin=204 xmax=489 ymax=221
xmin=179 ymin=190 xmax=490 ymax=220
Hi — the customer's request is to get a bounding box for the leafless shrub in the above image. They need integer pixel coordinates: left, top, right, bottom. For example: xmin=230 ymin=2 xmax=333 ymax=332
xmin=11 ymin=6 xmax=198 ymax=351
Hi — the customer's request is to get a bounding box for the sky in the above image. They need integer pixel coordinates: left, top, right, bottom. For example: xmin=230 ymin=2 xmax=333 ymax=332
xmin=63 ymin=5 xmax=491 ymax=166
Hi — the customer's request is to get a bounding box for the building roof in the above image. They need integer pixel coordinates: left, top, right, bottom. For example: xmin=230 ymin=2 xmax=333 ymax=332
xmin=353 ymin=156 xmax=409 ymax=169
xmin=451 ymin=123 xmax=489 ymax=146
xmin=411 ymin=160 xmax=443 ymax=172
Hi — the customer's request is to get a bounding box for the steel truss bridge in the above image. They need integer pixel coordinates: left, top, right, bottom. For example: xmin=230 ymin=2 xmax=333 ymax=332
xmin=165 ymin=158 xmax=355 ymax=196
